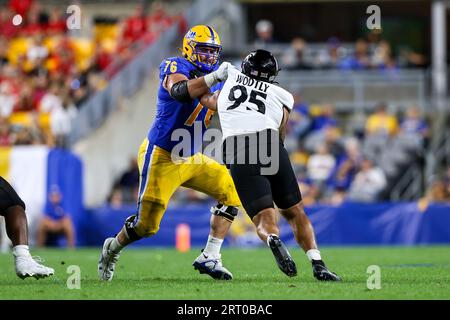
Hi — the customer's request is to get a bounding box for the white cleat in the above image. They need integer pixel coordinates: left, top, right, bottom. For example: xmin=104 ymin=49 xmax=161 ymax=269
xmin=98 ymin=238 xmax=120 ymax=281
xmin=192 ymin=251 xmax=233 ymax=280
xmin=15 ymin=256 xmax=55 ymax=279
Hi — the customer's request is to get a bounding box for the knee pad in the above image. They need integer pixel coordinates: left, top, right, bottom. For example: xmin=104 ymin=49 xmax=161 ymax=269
xmin=210 ymin=203 xmax=239 ymax=222
xmin=124 ymin=215 xmax=143 ymax=241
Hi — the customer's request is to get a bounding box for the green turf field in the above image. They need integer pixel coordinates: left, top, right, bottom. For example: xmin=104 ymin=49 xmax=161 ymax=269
xmin=0 ymin=246 xmax=449 ymax=299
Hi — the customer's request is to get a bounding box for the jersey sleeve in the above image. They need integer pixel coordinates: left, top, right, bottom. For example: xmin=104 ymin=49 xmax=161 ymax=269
xmin=277 ymin=87 xmax=294 ymax=111
xmin=159 ymin=57 xmax=191 ymax=79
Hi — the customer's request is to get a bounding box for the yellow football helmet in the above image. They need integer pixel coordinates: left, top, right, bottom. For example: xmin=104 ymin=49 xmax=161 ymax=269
xmin=182 ymin=25 xmax=222 ymax=73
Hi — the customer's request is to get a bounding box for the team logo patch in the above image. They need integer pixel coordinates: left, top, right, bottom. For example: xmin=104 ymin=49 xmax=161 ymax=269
xmin=186 ymin=30 xmax=196 ymax=39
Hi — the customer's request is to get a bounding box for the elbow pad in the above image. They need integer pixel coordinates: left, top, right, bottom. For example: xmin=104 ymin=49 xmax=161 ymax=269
xmin=170 ymin=80 xmax=191 ymax=102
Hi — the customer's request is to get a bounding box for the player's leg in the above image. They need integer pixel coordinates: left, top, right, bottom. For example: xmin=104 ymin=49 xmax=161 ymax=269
xmin=181 ymin=154 xmax=240 ymax=280
xmin=272 ymin=145 xmax=341 ymax=281
xmin=0 ymin=177 xmax=54 ymax=279
xmin=229 ymin=161 xmax=297 ymax=277
xmin=4 ymin=205 xmax=28 ymax=246
xmin=61 ymin=216 xmax=76 ymax=248
xmin=36 ymin=216 xmax=52 ymax=247
xmin=98 ymin=142 xmax=180 ymax=281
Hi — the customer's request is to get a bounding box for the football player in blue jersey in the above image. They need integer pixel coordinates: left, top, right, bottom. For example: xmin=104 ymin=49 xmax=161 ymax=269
xmin=98 ymin=25 xmax=241 ymax=281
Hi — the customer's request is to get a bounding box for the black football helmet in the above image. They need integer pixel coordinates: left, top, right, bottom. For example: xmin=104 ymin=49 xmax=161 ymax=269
xmin=241 ymin=49 xmax=279 ymax=83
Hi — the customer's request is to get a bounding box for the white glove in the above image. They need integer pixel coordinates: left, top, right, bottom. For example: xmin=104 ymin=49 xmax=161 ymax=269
xmin=204 ymin=62 xmax=230 ymax=88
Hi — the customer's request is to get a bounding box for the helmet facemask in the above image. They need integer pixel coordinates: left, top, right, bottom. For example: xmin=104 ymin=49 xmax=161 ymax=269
xmin=191 ymin=43 xmax=222 ymax=73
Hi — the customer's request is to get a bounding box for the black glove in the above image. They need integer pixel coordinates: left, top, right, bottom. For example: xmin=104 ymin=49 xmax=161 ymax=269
xmin=189 ymin=69 xmax=204 ymax=79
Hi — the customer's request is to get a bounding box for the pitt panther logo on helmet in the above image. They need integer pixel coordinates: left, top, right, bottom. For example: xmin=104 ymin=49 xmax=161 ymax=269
xmin=186 ymin=30 xmax=197 ymax=39
xmin=182 ymin=25 xmax=222 ymax=73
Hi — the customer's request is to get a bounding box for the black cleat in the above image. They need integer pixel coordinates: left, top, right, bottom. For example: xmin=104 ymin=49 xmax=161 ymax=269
xmin=267 ymin=235 xmax=297 ymax=277
xmin=312 ymin=260 xmax=341 ymax=281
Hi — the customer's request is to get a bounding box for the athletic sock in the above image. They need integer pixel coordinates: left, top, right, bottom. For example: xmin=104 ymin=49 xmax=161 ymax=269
xmin=203 ymin=235 xmax=223 ymax=256
xmin=306 ymin=249 xmax=322 ymax=262
xmin=12 ymin=245 xmax=31 ymax=258
xmin=108 ymin=236 xmax=124 ymax=254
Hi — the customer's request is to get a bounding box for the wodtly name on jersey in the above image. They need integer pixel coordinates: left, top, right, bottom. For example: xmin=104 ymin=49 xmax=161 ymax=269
xmin=235 ymin=73 xmax=270 ymax=93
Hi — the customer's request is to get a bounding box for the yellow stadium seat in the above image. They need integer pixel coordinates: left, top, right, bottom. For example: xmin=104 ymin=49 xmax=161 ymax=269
xmin=38 ymin=112 xmax=51 ymax=132
xmin=9 ymin=112 xmax=33 ymax=127
xmin=70 ymin=38 xmax=95 ymax=71
xmin=7 ymin=38 xmax=31 ymax=65
xmin=43 ymin=37 xmax=59 ymax=53
xmin=94 ymin=24 xmax=119 ymax=42
xmin=100 ymin=38 xmax=117 ymax=53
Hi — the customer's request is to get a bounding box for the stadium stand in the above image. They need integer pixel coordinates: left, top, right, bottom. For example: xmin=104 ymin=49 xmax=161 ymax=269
xmin=0 ymin=0 xmax=448 ymax=248
xmin=0 ymin=0 xmax=180 ymax=148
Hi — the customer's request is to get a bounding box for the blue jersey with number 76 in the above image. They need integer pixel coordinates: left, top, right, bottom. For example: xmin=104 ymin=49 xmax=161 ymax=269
xmin=147 ymin=56 xmax=223 ymax=156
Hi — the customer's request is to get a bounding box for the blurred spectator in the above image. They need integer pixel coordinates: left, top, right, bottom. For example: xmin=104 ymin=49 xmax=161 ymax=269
xmin=9 ymin=0 xmax=34 ymax=18
xmin=339 ymin=38 xmax=370 ymax=70
xmin=323 ymin=127 xmax=344 ymax=159
xmin=307 ymin=144 xmax=335 ymax=192
xmin=0 ymin=117 xmax=14 ymax=146
xmin=282 ymin=37 xmax=310 ymax=69
xmin=310 ymin=103 xmax=338 ymax=132
xmin=108 ymin=186 xmax=124 ymax=209
xmin=147 ymin=1 xmax=173 ymax=37
xmin=0 ymin=81 xmax=17 ymax=117
xmin=284 ymin=93 xmax=311 ymax=151
xmin=428 ymin=180 xmax=450 ymax=202
xmin=254 ymin=19 xmax=276 ymax=48
xmin=0 ymin=36 xmax=10 ymax=66
xmin=14 ymin=127 xmax=34 ymax=145
xmin=304 ymin=104 xmax=339 ymax=153
xmin=121 ymin=4 xmax=148 ymax=46
xmin=46 ymin=8 xmax=66 ymax=35
xmin=117 ymin=158 xmax=140 ymax=203
xmin=27 ymin=35 xmax=49 ymax=67
xmin=315 ymin=37 xmax=343 ymax=69
xmin=347 ymin=157 xmax=387 ymax=202
xmin=330 ymin=138 xmax=362 ymax=192
xmin=371 ymin=40 xmax=391 ymax=67
xmin=365 ymin=103 xmax=398 ymax=137
xmin=39 ymin=81 xmax=62 ymax=113
xmin=119 ymin=159 xmax=139 ymax=188
xmin=297 ymin=172 xmax=320 ymax=206
xmin=50 ymin=94 xmax=77 ymax=148
xmin=37 ymin=185 xmax=75 ymax=248
xmin=399 ymin=105 xmax=429 ymax=139
xmin=0 ymin=8 xmax=17 ymax=39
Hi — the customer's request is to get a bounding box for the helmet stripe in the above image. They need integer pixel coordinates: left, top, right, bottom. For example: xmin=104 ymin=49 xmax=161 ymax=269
xmin=206 ymin=25 xmax=215 ymax=42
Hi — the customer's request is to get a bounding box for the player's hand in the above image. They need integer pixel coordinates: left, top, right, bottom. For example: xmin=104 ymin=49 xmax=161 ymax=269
xmin=215 ymin=62 xmax=231 ymax=82
xmin=204 ymin=62 xmax=230 ymax=88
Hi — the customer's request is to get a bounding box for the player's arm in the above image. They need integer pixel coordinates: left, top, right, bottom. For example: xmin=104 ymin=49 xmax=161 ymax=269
xmin=164 ymin=62 xmax=230 ymax=102
xmin=279 ymin=106 xmax=291 ymax=143
xmin=199 ymin=91 xmax=220 ymax=111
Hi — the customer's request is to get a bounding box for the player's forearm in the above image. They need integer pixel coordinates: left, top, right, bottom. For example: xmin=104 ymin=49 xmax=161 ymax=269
xmin=186 ymin=77 xmax=210 ymax=99
xmin=187 ymin=65 xmax=227 ymax=98
xmin=199 ymin=92 xmax=219 ymax=111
